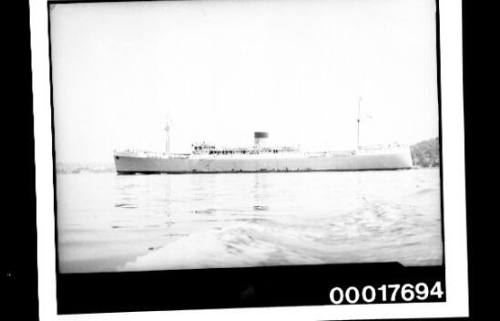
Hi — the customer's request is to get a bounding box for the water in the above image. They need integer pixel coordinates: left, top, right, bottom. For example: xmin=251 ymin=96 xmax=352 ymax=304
xmin=56 ymin=168 xmax=442 ymax=273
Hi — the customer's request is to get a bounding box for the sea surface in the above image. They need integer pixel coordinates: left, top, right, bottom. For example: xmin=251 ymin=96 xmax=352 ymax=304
xmin=56 ymin=168 xmax=442 ymax=273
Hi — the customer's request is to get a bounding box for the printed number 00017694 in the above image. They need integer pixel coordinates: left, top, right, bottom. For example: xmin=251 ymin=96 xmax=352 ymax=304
xmin=329 ymin=281 xmax=444 ymax=304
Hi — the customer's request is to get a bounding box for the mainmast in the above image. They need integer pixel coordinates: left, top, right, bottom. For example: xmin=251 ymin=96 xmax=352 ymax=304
xmin=357 ymin=97 xmax=361 ymax=149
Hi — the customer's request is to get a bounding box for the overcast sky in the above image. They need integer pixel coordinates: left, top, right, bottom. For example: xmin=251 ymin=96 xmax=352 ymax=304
xmin=49 ymin=0 xmax=438 ymax=164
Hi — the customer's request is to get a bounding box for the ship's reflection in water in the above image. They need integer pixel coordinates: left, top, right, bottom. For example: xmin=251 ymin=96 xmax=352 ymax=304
xmin=252 ymin=174 xmax=269 ymax=211
xmin=56 ymin=169 xmax=443 ymax=273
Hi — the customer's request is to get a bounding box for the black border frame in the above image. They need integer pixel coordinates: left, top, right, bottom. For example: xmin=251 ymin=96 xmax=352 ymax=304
xmin=46 ymin=0 xmax=447 ymax=314
xmin=4 ymin=1 xmax=39 ymax=320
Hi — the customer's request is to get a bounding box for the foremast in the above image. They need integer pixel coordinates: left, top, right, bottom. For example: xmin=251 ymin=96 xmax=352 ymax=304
xmin=164 ymin=118 xmax=170 ymax=154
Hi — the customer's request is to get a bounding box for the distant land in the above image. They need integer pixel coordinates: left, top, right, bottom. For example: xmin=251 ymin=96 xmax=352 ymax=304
xmin=56 ymin=162 xmax=115 ymax=174
xmin=56 ymin=138 xmax=440 ymax=174
xmin=410 ymin=137 xmax=440 ymax=168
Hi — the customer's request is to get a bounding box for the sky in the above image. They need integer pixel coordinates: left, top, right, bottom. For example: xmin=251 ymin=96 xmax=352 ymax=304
xmin=49 ymin=0 xmax=439 ymax=164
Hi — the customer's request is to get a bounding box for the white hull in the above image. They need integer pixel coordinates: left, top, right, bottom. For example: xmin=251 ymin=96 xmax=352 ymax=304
xmin=114 ymin=147 xmax=413 ymax=174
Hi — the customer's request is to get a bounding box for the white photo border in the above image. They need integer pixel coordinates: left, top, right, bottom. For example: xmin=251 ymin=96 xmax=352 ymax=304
xmin=30 ymin=0 xmax=468 ymax=319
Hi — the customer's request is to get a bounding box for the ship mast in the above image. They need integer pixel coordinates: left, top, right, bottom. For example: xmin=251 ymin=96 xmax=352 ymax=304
xmin=357 ymin=97 xmax=361 ymax=150
xmin=164 ymin=118 xmax=170 ymax=154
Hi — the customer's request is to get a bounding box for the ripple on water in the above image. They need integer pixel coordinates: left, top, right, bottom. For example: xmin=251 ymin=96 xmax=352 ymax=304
xmin=58 ymin=169 xmax=443 ymax=272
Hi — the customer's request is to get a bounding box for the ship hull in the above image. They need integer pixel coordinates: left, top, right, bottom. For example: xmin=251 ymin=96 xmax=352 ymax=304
xmin=114 ymin=148 xmax=413 ymax=174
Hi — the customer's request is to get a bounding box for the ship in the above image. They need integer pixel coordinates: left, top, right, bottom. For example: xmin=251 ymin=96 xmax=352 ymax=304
xmin=113 ymin=103 xmax=413 ymax=174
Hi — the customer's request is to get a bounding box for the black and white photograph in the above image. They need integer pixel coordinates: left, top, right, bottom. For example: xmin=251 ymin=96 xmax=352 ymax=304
xmin=51 ymin=0 xmax=442 ymax=273
xmin=29 ymin=0 xmax=469 ymax=319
